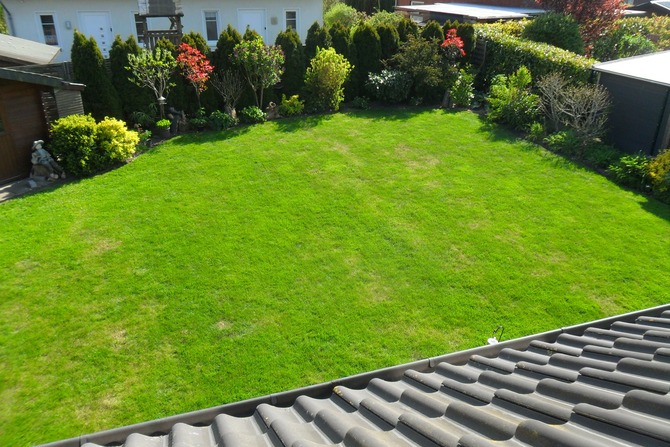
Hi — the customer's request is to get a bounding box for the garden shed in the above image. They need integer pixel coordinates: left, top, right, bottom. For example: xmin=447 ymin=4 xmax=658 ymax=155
xmin=593 ymin=51 xmax=670 ymax=156
xmin=0 ymin=35 xmax=84 ymax=184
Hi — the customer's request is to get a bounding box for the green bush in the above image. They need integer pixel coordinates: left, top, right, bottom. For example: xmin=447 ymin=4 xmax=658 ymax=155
xmin=449 ymin=69 xmax=475 ymax=108
xmin=96 ymin=117 xmax=140 ymax=163
xmin=50 ymin=114 xmax=138 ymax=177
xmin=487 ymin=66 xmax=540 ymax=131
xmin=583 ymin=143 xmax=621 ymax=169
xmin=278 ymin=94 xmax=305 ymax=116
xmin=376 ymin=23 xmax=400 ymax=61
xmin=543 ymin=130 xmax=581 ymax=156
xmin=475 ymin=24 xmax=594 ymax=88
xmin=528 ymin=122 xmax=545 ymax=143
xmin=421 ymin=20 xmax=444 ymax=41
xmin=396 ymin=17 xmax=419 ymax=42
xmin=648 ymin=149 xmax=670 ymax=202
xmin=305 ymin=21 xmax=331 ymax=63
xmin=389 ymin=35 xmax=444 ymax=101
xmin=608 ymin=154 xmax=651 ymax=189
xmin=351 ymin=96 xmax=370 ymax=109
xmin=366 ymin=69 xmax=412 ymax=104
xmin=592 ymin=26 xmax=656 ymax=62
xmin=209 ymin=110 xmax=238 ymax=130
xmin=351 ymin=22 xmax=382 ymax=97
xmin=304 ymin=47 xmax=352 ymax=112
xmin=324 ymin=2 xmax=362 ymax=28
xmin=239 ymin=106 xmax=266 ymax=124
xmin=522 ymin=13 xmax=584 ymax=54
xmin=455 ymin=22 xmax=476 ymax=62
xmin=275 ymin=29 xmax=306 ymax=97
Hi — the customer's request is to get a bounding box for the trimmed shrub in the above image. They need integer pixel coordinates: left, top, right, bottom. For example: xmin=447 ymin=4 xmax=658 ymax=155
xmin=475 ymin=24 xmax=594 ymax=88
xmin=239 ymin=106 xmax=266 ymax=124
xmin=648 ymin=149 xmax=670 ymax=202
xmin=304 ymin=47 xmax=352 ymax=112
xmin=278 ymin=94 xmax=305 ymax=116
xmin=522 ymin=13 xmax=584 ymax=54
xmin=275 ymin=28 xmax=306 ymax=97
xmin=209 ymin=109 xmax=238 ymax=130
xmin=50 ymin=114 xmax=138 ymax=177
xmin=366 ymin=69 xmax=412 ymax=104
xmin=592 ymin=26 xmax=656 ymax=62
xmin=608 ymin=154 xmax=651 ymax=189
xmin=616 ymin=16 xmax=670 ymax=50
xmin=487 ymin=66 xmax=541 ymax=131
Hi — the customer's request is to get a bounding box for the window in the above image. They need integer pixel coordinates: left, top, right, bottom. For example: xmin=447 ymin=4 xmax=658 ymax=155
xmin=204 ymin=11 xmax=219 ymax=42
xmin=134 ymin=13 xmax=146 ymax=44
xmin=40 ymin=14 xmax=58 ymax=45
xmin=285 ymin=10 xmax=297 ymax=31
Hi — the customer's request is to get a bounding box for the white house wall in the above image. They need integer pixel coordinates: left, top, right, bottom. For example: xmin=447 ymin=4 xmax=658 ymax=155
xmin=3 ymin=0 xmax=322 ymax=62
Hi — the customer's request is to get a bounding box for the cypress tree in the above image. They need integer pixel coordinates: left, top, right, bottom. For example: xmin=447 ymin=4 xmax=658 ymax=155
xmin=456 ymin=22 xmax=476 ymax=62
xmin=71 ymin=30 xmax=122 ymax=120
xmin=211 ymin=24 xmax=242 ymax=73
xmin=182 ymin=31 xmax=210 ymax=56
xmin=243 ymin=27 xmax=261 ymax=42
xmin=109 ymin=35 xmax=154 ymax=119
xmin=305 ymin=21 xmax=331 ymax=63
xmin=421 ymin=20 xmax=443 ymax=41
xmin=351 ymin=22 xmax=381 ymax=97
xmin=396 ymin=17 xmax=418 ymax=42
xmin=376 ymin=23 xmax=400 ymax=61
xmin=275 ymin=28 xmax=305 ymax=97
xmin=329 ymin=22 xmax=353 ymax=61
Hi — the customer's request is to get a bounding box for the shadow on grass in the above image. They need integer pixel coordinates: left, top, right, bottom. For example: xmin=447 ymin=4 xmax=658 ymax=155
xmin=640 ymin=195 xmax=670 ymax=222
xmin=273 ymin=113 xmax=335 ymax=132
xmin=152 ymin=125 xmax=253 ymax=148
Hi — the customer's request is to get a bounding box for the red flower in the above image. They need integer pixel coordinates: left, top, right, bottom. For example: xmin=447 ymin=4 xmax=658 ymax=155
xmin=441 ymin=28 xmax=466 ymax=57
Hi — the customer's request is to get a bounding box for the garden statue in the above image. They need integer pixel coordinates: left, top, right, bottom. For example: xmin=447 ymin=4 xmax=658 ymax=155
xmin=265 ymin=102 xmax=279 ymax=120
xmin=30 ymin=140 xmax=65 ymax=180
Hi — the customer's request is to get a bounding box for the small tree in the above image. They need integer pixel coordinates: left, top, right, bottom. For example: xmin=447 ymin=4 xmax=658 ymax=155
xmin=211 ymin=70 xmax=245 ymax=118
xmin=127 ymin=47 xmax=177 ymax=118
xmin=233 ymin=36 xmax=285 ymax=107
xmin=304 ymin=47 xmax=352 ymax=112
xmin=177 ymin=43 xmax=214 ymax=109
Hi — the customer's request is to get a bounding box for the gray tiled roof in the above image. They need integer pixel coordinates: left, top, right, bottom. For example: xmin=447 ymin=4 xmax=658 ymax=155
xmin=42 ymin=305 xmax=670 ymax=447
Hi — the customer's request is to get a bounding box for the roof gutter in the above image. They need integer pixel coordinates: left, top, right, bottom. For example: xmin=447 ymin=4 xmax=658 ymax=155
xmin=0 ymin=1 xmax=15 ymax=36
xmin=37 ymin=302 xmax=670 ymax=447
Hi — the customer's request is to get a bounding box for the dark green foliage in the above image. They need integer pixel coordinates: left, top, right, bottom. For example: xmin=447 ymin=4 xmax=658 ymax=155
xmin=275 ymin=28 xmax=306 ymax=96
xmin=109 ymin=35 xmax=154 ymax=120
xmin=522 ymin=13 xmax=584 ymax=54
xmin=71 ymin=30 xmax=122 ymax=120
xmin=389 ymin=34 xmax=443 ymax=101
xmin=592 ymin=26 xmax=656 ymax=61
xmin=421 ymin=20 xmax=443 ymax=41
xmin=212 ymin=24 xmax=243 ymax=72
xmin=456 ymin=22 xmax=476 ymax=61
xmin=544 ymin=130 xmax=581 ymax=156
xmin=396 ymin=17 xmax=419 ymax=42
xmin=376 ymin=23 xmax=400 ymax=61
xmin=351 ymin=22 xmax=381 ymax=97
xmin=239 ymin=106 xmax=266 ymax=124
xmin=182 ymin=31 xmax=210 ymax=56
xmin=608 ymin=154 xmax=651 ymax=189
xmin=582 ymin=143 xmax=621 ymax=169
xmin=155 ymin=38 xmax=177 ymax=55
xmin=366 ymin=69 xmax=412 ymax=104
xmin=475 ymin=25 xmax=593 ymax=88
xmin=346 ymin=0 xmax=393 ymax=13
xmin=209 ymin=109 xmax=238 ymax=130
xmin=329 ymin=22 xmax=353 ymax=61
xmin=305 ymin=21 xmax=331 ymax=63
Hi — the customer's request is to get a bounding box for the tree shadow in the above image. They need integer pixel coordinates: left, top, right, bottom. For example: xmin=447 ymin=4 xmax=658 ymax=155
xmin=273 ymin=113 xmax=335 ymax=132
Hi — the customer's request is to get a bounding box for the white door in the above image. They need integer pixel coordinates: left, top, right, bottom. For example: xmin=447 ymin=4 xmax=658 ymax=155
xmin=77 ymin=12 xmax=113 ymax=58
xmin=237 ymin=9 xmax=266 ymax=42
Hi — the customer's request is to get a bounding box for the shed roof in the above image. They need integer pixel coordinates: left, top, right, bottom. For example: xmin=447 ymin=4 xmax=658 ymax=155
xmin=395 ymin=2 xmax=545 ymax=21
xmin=0 ymin=34 xmax=61 ymax=66
xmin=592 ymin=50 xmax=670 ymax=87
xmin=39 ymin=303 xmax=670 ymax=447
xmin=0 ymin=67 xmax=84 ymax=91
xmin=628 ymin=0 xmax=670 ymax=14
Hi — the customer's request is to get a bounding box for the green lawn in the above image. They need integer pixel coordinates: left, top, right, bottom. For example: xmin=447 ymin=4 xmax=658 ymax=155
xmin=1 ymin=109 xmax=669 ymax=446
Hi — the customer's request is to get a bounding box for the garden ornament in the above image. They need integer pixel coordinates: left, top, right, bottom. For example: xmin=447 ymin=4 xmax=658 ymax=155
xmin=31 ymin=140 xmax=66 ymax=181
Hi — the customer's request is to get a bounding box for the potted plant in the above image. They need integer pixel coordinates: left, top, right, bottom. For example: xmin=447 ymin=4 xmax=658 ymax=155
xmin=155 ymin=119 xmax=171 ymax=139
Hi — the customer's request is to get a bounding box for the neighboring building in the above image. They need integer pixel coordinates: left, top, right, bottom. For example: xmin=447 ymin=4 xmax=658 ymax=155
xmin=395 ymin=0 xmax=539 ymax=8
xmin=0 ymin=34 xmax=84 ymax=184
xmin=38 ymin=303 xmax=670 ymax=447
xmin=1 ymin=0 xmax=322 ymax=62
xmin=628 ymin=0 xmax=670 ymax=16
xmin=395 ymin=2 xmax=545 ymax=24
xmin=593 ymin=51 xmax=670 ymax=156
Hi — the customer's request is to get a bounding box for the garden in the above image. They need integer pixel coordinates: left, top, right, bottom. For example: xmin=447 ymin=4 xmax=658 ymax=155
xmin=2 ymin=1 xmax=670 ymax=445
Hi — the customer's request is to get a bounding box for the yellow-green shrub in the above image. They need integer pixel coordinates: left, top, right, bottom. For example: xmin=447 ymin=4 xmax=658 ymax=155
xmin=97 ymin=117 xmax=139 ymax=164
xmin=649 ymin=149 xmax=670 ymax=203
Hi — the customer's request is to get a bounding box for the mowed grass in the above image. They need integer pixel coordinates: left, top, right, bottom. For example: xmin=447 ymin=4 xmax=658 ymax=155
xmin=1 ymin=109 xmax=669 ymax=446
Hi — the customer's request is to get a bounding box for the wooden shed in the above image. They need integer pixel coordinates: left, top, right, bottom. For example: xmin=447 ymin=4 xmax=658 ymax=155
xmin=0 ymin=35 xmax=84 ymax=185
xmin=593 ymin=51 xmax=670 ymax=156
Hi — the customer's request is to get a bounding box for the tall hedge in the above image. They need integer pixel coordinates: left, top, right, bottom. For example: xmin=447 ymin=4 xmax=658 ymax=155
xmin=376 ymin=23 xmax=400 ymax=61
xmin=521 ymin=13 xmax=584 ymax=55
xmin=329 ymin=22 xmax=358 ymax=100
xmin=475 ymin=25 xmax=594 ymax=88
xmin=212 ymin=24 xmax=243 ymax=72
xmin=275 ymin=28 xmax=306 ymax=96
xmin=305 ymin=21 xmax=331 ymax=63
xmin=352 ymin=22 xmax=381 ymax=97
xmin=71 ymin=30 xmax=122 ymax=120
xmin=109 ymin=35 xmax=154 ymax=119
xmin=396 ymin=17 xmax=419 ymax=42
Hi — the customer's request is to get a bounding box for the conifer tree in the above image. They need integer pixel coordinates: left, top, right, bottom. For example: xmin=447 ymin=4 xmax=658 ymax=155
xmin=305 ymin=21 xmax=331 ymax=63
xmin=109 ymin=35 xmax=154 ymax=118
xmin=71 ymin=30 xmax=122 ymax=120
xmin=275 ymin=28 xmax=306 ymax=96
xmin=351 ymin=22 xmax=381 ymax=97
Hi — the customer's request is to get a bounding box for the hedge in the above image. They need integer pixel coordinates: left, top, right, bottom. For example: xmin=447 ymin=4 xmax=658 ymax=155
xmin=475 ymin=24 xmax=595 ymax=88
